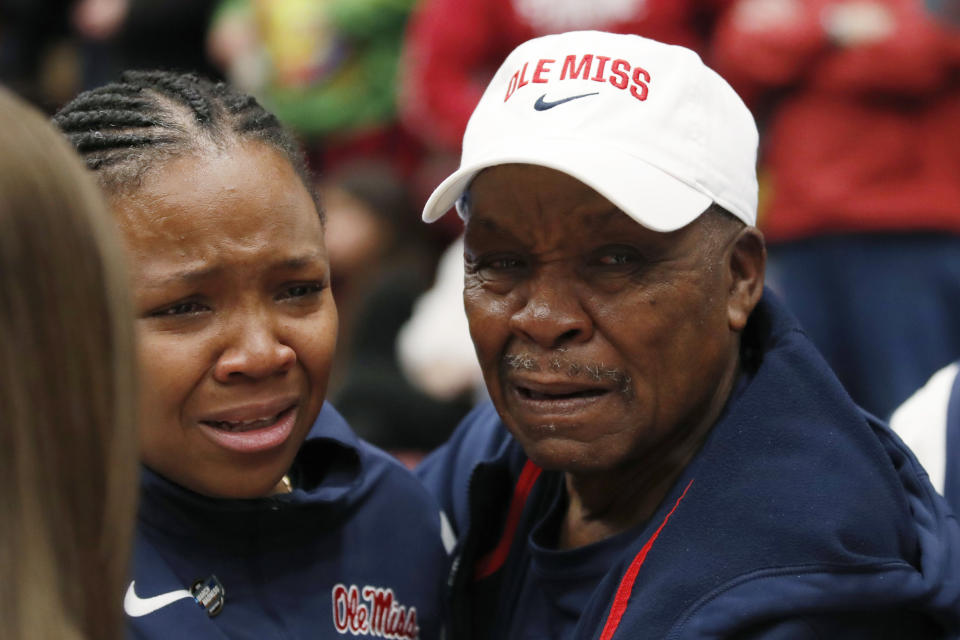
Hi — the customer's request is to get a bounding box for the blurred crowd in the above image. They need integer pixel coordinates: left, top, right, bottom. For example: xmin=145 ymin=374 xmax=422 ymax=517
xmin=2 ymin=0 xmax=958 ymax=462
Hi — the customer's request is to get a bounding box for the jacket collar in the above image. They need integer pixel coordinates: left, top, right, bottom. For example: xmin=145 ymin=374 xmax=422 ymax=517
xmin=137 ymin=403 xmax=364 ymax=543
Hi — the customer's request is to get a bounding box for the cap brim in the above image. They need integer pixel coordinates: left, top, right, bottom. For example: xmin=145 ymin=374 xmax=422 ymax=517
xmin=421 ymin=138 xmax=711 ymax=232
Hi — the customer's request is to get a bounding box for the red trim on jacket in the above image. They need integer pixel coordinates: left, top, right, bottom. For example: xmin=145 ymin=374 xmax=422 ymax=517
xmin=474 ymin=460 xmax=542 ymax=580
xmin=598 ymin=479 xmax=695 ymax=640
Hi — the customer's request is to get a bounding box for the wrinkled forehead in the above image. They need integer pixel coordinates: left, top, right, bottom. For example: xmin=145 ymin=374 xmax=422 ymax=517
xmin=460 ymin=163 xmax=619 ymax=218
xmin=459 ymin=163 xmax=700 ymax=237
xmin=460 ymin=164 xmax=707 ymax=258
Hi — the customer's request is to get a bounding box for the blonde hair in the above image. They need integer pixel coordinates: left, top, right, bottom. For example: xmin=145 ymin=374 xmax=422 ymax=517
xmin=0 ymin=88 xmax=138 ymax=640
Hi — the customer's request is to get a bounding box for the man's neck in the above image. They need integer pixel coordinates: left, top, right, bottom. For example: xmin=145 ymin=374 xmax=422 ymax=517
xmin=557 ymin=358 xmax=741 ymax=550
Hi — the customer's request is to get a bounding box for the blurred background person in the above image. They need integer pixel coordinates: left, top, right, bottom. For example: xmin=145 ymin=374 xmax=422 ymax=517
xmin=322 ymin=159 xmax=474 ymax=464
xmin=71 ymin=0 xmax=221 ymax=87
xmin=712 ymin=0 xmax=960 ymax=419
xmin=397 ymin=235 xmax=488 ymax=411
xmin=0 ymin=0 xmax=219 ymax=113
xmin=320 ymin=158 xmax=436 ymax=364
xmin=0 ymin=0 xmax=75 ymax=110
xmin=207 ymin=0 xmax=422 ymax=183
xmin=0 ymin=87 xmax=138 ymax=640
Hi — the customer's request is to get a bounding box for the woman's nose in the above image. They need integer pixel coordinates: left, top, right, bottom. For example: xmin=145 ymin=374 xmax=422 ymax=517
xmin=213 ymin=312 xmax=296 ymax=382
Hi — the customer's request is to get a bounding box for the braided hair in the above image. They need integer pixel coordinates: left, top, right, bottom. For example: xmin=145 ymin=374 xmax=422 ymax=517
xmin=53 ymin=70 xmax=316 ymax=208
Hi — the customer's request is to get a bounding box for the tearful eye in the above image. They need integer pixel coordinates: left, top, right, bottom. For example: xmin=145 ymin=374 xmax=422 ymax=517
xmin=278 ymin=282 xmax=324 ymax=300
xmin=464 ymin=251 xmax=528 ymax=292
xmin=591 ymin=245 xmax=643 ymax=268
xmin=597 ymin=253 xmax=634 ymax=266
xmin=467 ymin=251 xmax=527 ymax=273
xmin=486 ymin=256 xmax=526 ymax=271
xmin=470 ymin=254 xmax=530 ymax=286
xmin=150 ymin=300 xmax=208 ymax=317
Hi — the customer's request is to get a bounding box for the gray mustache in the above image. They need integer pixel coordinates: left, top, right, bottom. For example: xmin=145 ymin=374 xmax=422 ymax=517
xmin=503 ymin=352 xmax=632 ymax=393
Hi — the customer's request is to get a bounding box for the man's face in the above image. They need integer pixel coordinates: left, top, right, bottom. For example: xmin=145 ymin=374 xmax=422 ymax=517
xmin=463 ymin=164 xmax=747 ymax=475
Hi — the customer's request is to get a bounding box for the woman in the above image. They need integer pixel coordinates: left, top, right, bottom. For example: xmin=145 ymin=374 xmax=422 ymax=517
xmin=54 ymin=71 xmax=447 ymax=639
xmin=0 ymin=88 xmax=138 ymax=639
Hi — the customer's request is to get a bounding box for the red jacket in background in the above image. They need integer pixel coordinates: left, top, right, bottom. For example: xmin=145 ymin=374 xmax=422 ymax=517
xmin=712 ymin=0 xmax=960 ymax=241
xmin=400 ymin=0 xmax=731 ymax=151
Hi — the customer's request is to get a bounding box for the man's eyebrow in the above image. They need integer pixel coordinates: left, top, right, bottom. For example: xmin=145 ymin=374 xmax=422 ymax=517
xmin=467 ymin=216 xmax=507 ymax=233
xmin=468 ymin=206 xmax=625 ymax=233
xmin=583 ymin=208 xmax=624 ymax=227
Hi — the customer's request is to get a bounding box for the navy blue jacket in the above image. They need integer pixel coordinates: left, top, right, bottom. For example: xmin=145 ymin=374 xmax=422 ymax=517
xmin=418 ymin=294 xmax=960 ymax=639
xmin=125 ymin=404 xmax=448 ymax=639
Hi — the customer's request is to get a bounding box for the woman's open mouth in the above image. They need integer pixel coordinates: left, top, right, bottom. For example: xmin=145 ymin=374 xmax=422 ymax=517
xmin=204 ymin=409 xmax=289 ymax=432
xmin=198 ymin=404 xmax=299 ymax=453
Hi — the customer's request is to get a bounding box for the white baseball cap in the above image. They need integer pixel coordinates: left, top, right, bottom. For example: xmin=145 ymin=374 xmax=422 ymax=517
xmin=421 ymin=30 xmax=759 ymax=231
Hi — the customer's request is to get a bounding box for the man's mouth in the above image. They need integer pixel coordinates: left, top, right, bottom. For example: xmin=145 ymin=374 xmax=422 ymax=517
xmin=517 ymin=386 xmax=608 ymax=401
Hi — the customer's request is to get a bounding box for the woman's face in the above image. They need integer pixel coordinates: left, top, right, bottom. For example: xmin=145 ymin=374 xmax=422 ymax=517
xmin=112 ymin=142 xmax=337 ymax=498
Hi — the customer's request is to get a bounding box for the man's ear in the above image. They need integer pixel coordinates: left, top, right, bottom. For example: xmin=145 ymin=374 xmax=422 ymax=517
xmin=726 ymin=227 xmax=766 ymax=332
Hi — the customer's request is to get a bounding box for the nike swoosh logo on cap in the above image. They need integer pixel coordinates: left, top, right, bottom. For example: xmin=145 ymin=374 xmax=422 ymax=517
xmin=533 ymin=92 xmax=599 ymax=111
xmin=124 ymin=581 xmax=193 ymax=617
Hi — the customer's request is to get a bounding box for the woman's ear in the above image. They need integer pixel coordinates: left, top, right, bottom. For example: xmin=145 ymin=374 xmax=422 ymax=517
xmin=726 ymin=227 xmax=766 ymax=332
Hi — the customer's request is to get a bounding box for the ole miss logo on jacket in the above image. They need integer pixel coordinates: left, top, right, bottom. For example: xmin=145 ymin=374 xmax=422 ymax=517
xmin=331 ymin=583 xmax=419 ymax=639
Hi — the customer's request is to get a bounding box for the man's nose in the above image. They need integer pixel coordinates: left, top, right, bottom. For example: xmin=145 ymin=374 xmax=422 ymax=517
xmin=213 ymin=311 xmax=296 ymax=382
xmin=509 ymin=269 xmax=593 ymax=350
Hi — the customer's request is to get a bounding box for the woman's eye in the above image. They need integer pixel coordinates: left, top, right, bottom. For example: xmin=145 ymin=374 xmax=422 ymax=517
xmin=150 ymin=301 xmax=207 ymax=317
xmin=278 ymin=283 xmax=323 ymax=300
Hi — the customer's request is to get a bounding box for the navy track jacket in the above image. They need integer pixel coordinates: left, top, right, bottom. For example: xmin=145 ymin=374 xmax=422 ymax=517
xmin=418 ymin=293 xmax=960 ymax=639
xmin=125 ymin=404 xmax=449 ymax=639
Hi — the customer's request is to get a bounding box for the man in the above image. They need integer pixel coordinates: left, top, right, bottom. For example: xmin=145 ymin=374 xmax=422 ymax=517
xmin=416 ymin=31 xmax=960 ymax=638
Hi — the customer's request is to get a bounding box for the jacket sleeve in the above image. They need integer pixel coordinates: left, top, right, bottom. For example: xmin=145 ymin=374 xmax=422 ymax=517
xmin=415 ymin=402 xmax=513 ymax=537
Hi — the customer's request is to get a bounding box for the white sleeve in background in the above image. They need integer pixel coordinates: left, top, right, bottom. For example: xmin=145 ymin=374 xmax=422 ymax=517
xmin=397 ymin=235 xmax=484 ymax=401
xmin=889 ymin=362 xmax=960 ymax=494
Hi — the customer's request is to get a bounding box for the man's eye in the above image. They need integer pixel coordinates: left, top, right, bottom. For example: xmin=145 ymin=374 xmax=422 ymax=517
xmin=468 ymin=252 xmax=528 ymax=273
xmin=472 ymin=256 xmax=528 ymax=284
xmin=485 ymin=256 xmax=526 ymax=271
xmin=597 ymin=254 xmax=633 ymax=266
xmin=150 ymin=301 xmax=207 ymax=317
xmin=278 ymin=282 xmax=324 ymax=300
xmin=592 ymin=246 xmax=642 ymax=267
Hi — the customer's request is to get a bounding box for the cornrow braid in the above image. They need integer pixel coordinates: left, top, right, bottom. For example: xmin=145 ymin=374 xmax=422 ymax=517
xmin=53 ymin=70 xmax=315 ymax=209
